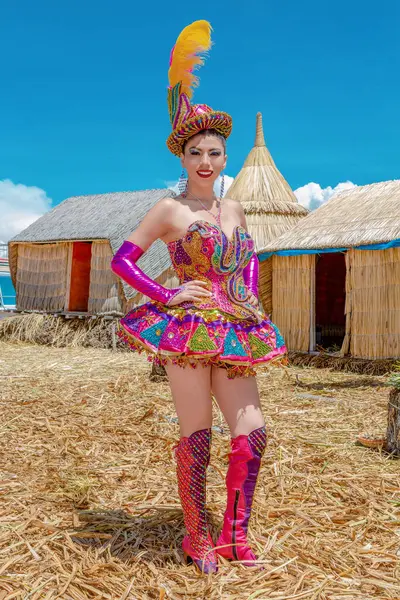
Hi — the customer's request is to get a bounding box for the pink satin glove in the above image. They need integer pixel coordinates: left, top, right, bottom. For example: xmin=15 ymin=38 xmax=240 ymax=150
xmin=110 ymin=240 xmax=182 ymax=306
xmin=243 ymin=253 xmax=259 ymax=299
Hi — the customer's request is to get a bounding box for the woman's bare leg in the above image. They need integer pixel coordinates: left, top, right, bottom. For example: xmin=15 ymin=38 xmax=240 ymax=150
xmin=210 ymin=367 xmax=265 ymax=436
xmin=164 ymin=363 xmax=213 ymax=437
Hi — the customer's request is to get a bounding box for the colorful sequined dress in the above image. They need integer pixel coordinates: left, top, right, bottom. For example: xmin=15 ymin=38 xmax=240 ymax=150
xmin=117 ymin=220 xmax=286 ymax=378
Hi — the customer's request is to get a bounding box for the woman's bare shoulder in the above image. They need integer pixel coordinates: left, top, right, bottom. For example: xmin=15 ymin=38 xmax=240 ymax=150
xmin=126 ymin=196 xmax=180 ymax=251
xmin=159 ymin=195 xmax=180 ymax=206
xmin=145 ymin=195 xmax=180 ymax=219
xmin=155 ymin=195 xmax=184 ymax=215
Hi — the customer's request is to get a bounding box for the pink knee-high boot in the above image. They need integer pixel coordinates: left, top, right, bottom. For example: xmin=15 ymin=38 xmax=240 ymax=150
xmin=173 ymin=428 xmax=218 ymax=574
xmin=216 ymin=426 xmax=267 ymax=566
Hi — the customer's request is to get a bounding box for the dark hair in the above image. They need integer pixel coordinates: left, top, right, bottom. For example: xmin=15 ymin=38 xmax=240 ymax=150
xmin=182 ymin=128 xmax=227 ymax=154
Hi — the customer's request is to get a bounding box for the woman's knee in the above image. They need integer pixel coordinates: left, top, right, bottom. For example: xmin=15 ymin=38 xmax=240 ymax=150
xmin=211 ymin=366 xmax=265 ymax=437
xmin=230 ymin=413 xmax=266 ymax=438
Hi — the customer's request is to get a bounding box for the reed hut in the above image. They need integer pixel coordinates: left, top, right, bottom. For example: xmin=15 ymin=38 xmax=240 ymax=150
xmin=228 ymin=112 xmax=308 ymax=313
xmin=258 ymin=180 xmax=400 ymax=359
xmin=8 ymin=190 xmax=179 ymax=316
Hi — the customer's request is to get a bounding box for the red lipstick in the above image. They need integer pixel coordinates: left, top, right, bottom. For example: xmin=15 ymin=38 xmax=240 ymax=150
xmin=197 ymin=170 xmax=213 ymax=178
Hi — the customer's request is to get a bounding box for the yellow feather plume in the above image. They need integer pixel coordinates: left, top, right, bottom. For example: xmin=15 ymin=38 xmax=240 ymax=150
xmin=168 ymin=20 xmax=212 ymax=99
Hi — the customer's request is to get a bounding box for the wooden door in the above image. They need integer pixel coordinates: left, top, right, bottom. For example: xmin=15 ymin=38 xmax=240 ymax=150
xmin=68 ymin=242 xmax=92 ymax=312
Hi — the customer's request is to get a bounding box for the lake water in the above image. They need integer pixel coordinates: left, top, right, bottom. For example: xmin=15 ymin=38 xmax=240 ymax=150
xmin=0 ymin=273 xmax=16 ymax=307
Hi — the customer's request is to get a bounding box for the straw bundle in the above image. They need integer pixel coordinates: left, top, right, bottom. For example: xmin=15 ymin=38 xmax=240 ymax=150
xmin=272 ymin=254 xmax=315 ymax=351
xmin=1 ymin=340 xmax=400 ymax=598
xmin=228 ymin=113 xmax=308 ymax=252
xmin=288 ymin=351 xmax=395 ymax=375
xmin=0 ymin=313 xmax=126 ymax=349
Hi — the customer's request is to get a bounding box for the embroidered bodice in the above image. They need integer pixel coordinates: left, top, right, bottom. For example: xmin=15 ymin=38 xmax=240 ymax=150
xmin=166 ymin=220 xmax=264 ymax=322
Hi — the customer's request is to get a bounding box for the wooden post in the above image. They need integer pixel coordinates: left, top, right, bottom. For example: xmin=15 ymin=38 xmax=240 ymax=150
xmin=111 ymin=322 xmax=117 ymax=352
xmin=386 ymin=388 xmax=400 ymax=456
xmin=150 ymin=362 xmax=168 ymax=382
xmin=309 ymin=255 xmax=316 ymax=352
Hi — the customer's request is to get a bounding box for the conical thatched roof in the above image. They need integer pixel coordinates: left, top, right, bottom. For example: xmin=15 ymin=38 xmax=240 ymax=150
xmin=228 ymin=112 xmax=308 ymax=250
xmin=9 ymin=189 xmax=175 ymax=300
xmin=260 ymin=179 xmax=400 ymax=254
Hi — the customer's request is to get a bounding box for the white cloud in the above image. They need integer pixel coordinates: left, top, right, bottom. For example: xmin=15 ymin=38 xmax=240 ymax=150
xmin=0 ymin=179 xmax=52 ymax=242
xmin=294 ymin=181 xmax=356 ymax=211
xmin=166 ymin=174 xmax=235 ymax=198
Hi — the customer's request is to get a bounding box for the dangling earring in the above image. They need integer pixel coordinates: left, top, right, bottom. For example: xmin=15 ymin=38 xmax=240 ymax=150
xmin=178 ymin=168 xmax=188 ymax=197
xmin=220 ymin=172 xmax=225 ymax=199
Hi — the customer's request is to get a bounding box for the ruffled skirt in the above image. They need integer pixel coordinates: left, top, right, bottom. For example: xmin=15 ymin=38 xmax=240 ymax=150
xmin=117 ymin=301 xmax=287 ymax=379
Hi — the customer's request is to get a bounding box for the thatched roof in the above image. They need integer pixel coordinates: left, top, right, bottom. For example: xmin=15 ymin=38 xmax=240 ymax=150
xmin=260 ymin=180 xmax=400 ymax=254
xmin=9 ymin=189 xmax=175 ymax=299
xmin=227 ymin=112 xmax=308 ymax=251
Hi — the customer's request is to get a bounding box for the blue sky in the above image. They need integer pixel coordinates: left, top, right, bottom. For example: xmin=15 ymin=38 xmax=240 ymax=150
xmin=0 ymin=0 xmax=399 ymax=239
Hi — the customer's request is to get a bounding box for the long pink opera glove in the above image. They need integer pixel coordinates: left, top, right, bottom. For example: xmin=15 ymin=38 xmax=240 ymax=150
xmin=243 ymin=253 xmax=259 ymax=298
xmin=110 ymin=240 xmax=182 ymax=306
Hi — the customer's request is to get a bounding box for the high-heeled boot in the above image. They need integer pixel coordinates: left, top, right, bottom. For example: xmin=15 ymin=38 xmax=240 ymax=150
xmin=173 ymin=428 xmax=218 ymax=574
xmin=216 ymin=425 xmax=267 ymax=566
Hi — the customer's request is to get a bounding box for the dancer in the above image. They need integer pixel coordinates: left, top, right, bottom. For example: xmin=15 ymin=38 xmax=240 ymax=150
xmin=111 ymin=20 xmax=286 ymax=574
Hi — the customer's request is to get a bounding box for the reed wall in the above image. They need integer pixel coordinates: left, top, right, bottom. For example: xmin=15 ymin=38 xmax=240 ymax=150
xmin=272 ymin=254 xmax=314 ymax=351
xmin=349 ymin=248 xmax=400 ymax=358
xmin=259 ymin=256 xmax=272 ymax=315
xmin=16 ymin=243 xmax=69 ymax=311
xmin=88 ymin=242 xmax=123 ymax=314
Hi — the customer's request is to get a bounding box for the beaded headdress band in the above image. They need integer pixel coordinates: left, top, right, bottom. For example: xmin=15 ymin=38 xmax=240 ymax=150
xmin=166 ymin=20 xmax=233 ymax=157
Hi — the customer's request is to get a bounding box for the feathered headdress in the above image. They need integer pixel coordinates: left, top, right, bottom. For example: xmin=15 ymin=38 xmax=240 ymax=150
xmin=166 ymin=20 xmax=232 ymax=156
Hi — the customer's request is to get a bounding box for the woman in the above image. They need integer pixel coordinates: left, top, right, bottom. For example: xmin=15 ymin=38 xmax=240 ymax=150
xmin=111 ymin=20 xmax=286 ymax=574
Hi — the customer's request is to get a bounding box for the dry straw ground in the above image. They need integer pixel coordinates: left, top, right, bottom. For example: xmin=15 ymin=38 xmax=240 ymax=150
xmin=1 ymin=341 xmax=399 ymax=600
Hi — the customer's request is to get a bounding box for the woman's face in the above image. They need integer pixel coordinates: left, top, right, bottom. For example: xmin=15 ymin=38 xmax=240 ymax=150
xmin=180 ymin=133 xmax=227 ymax=191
